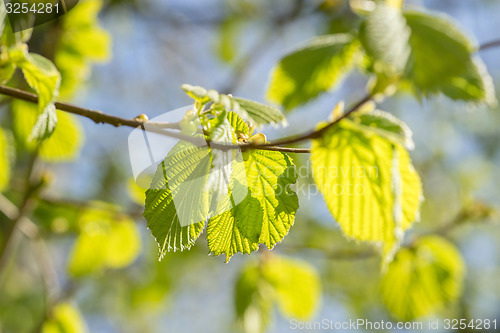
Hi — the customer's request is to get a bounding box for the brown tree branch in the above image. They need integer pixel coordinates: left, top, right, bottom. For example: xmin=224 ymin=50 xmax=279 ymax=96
xmin=0 ymin=85 xmax=180 ymax=129
xmin=0 ymin=39 xmax=498 ymax=155
xmin=479 ymin=38 xmax=500 ymax=51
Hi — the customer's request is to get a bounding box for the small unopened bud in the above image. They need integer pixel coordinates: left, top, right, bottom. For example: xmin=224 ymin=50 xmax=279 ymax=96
xmin=248 ymin=133 xmax=267 ymax=145
xmin=134 ymin=114 xmax=149 ymax=122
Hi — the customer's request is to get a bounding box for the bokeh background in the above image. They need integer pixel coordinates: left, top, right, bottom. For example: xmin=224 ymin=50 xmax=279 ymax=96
xmin=1 ymin=0 xmax=500 ymax=332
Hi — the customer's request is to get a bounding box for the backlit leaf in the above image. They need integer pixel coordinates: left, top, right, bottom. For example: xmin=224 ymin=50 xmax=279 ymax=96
xmin=311 ymin=119 xmax=422 ymax=261
xmin=235 ymin=255 xmax=321 ymax=333
xmin=16 ymin=52 xmax=61 ymax=140
xmin=42 ymin=302 xmax=87 ymax=333
xmin=359 ymin=3 xmax=410 ymax=75
xmin=68 ymin=207 xmax=141 ymax=276
xmin=11 ymin=100 xmax=83 ymax=162
xmin=381 ymin=236 xmax=465 ymax=320
xmin=403 ymin=10 xmax=496 ymax=105
xmin=181 ymin=84 xmax=286 ymax=126
xmin=144 ymin=139 xmax=210 ymax=257
xmin=0 ymin=128 xmax=13 ymax=192
xmin=267 ymin=34 xmax=361 ymax=110
xmin=263 ymin=256 xmax=321 ymax=320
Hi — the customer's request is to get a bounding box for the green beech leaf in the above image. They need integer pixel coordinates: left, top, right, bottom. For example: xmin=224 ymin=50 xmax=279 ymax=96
xmin=11 ymin=100 xmax=83 ymax=161
xmin=359 ymin=3 xmax=410 ymax=75
xmin=181 ymin=84 xmax=286 ymax=126
xmin=0 ymin=128 xmax=13 ymax=192
xmin=68 ymin=207 xmax=141 ymax=277
xmin=311 ymin=119 xmax=422 ymax=261
xmin=267 ymin=34 xmax=361 ymax=110
xmin=41 ymin=302 xmax=88 ymax=333
xmin=381 ymin=236 xmax=465 ymax=321
xmin=403 ymin=10 xmax=496 ymax=105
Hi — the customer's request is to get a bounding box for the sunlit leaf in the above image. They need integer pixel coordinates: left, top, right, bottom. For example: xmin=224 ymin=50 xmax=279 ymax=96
xmin=15 ymin=52 xmax=61 ymax=140
xmin=68 ymin=208 xmax=141 ymax=276
xmin=232 ymin=97 xmax=287 ymax=127
xmin=263 ymin=256 xmax=321 ymax=320
xmin=144 ymin=140 xmax=210 ymax=257
xmin=207 ymin=149 xmax=299 ymax=261
xmin=127 ymin=178 xmax=146 ymax=205
xmin=55 ymin=0 xmax=111 ymax=98
xmin=381 ymin=236 xmax=465 ymax=320
xmin=11 ymin=101 xmax=83 ymax=161
xmin=181 ymin=84 xmax=286 ymax=126
xmin=403 ymin=10 xmax=496 ymax=105
xmin=235 ymin=255 xmax=321 ymax=333
xmin=352 ymin=109 xmax=415 ymax=149
xmin=359 ymin=3 xmax=410 ymax=75
xmin=215 ymin=17 xmax=242 ymax=63
xmin=0 ymin=128 xmax=13 ymax=191
xmin=235 ymin=261 xmax=273 ymax=333
xmin=41 ymin=302 xmax=88 ymax=333
xmin=311 ymin=119 xmax=422 ymax=261
xmin=267 ymin=34 xmax=361 ymax=110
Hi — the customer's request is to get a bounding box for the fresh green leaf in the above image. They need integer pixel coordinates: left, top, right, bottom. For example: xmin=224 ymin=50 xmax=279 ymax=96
xmin=232 ymin=97 xmax=286 ymax=127
xmin=144 ymin=140 xmax=210 ymax=257
xmin=55 ymin=0 xmax=110 ymax=99
xmin=41 ymin=302 xmax=88 ymax=333
xmin=235 ymin=255 xmax=321 ymax=333
xmin=11 ymin=100 xmax=83 ymax=162
xmin=144 ymin=110 xmax=298 ymax=261
xmin=381 ymin=236 xmax=465 ymax=321
xmin=17 ymin=53 xmax=61 ymax=140
xmin=0 ymin=62 xmax=15 ymax=84
xmin=311 ymin=119 xmax=422 ymax=261
xmin=351 ymin=109 xmax=414 ymax=149
xmin=207 ymin=149 xmax=299 ymax=261
xmin=0 ymin=128 xmax=13 ymax=192
xmin=403 ymin=10 xmax=496 ymax=105
xmin=181 ymin=84 xmax=286 ymax=126
xmin=215 ymin=18 xmax=242 ymax=63
xmin=267 ymin=34 xmax=361 ymax=110
xmin=359 ymin=3 xmax=410 ymax=75
xmin=127 ymin=178 xmax=146 ymax=205
xmin=262 ymin=256 xmax=321 ymax=320
xmin=68 ymin=207 xmax=141 ymax=276
xmin=28 ymin=103 xmax=57 ymax=141
xmin=235 ymin=261 xmax=273 ymax=333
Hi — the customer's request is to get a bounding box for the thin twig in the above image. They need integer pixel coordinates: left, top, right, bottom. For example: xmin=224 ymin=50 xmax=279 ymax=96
xmin=478 ymin=38 xmax=500 ymax=51
xmin=0 ymin=85 xmax=180 ymax=130
xmin=1 ymin=39 xmax=498 ymax=154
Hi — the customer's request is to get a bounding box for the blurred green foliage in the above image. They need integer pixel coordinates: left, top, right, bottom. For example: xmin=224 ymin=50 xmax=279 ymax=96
xmin=0 ymin=0 xmax=499 ymax=332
